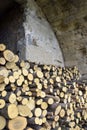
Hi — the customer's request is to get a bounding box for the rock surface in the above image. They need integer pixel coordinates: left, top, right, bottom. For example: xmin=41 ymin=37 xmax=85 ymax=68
xmin=36 ymin=0 xmax=87 ymax=76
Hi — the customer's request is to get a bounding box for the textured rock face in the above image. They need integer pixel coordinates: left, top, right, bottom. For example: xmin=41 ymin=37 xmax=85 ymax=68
xmin=0 ymin=0 xmax=87 ymax=75
xmin=0 ymin=0 xmax=64 ymax=66
xmin=22 ymin=0 xmax=64 ymax=66
xmin=36 ymin=0 xmax=87 ymax=76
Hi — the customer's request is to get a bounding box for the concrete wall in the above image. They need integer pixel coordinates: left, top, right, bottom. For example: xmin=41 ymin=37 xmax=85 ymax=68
xmin=20 ymin=0 xmax=64 ymax=66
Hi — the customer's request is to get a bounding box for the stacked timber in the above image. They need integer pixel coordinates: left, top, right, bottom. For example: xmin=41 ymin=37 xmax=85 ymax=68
xmin=0 ymin=43 xmax=87 ymax=130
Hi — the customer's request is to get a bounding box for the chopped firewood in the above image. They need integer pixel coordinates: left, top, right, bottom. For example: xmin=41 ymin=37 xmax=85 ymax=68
xmin=28 ymin=73 xmax=33 ymax=81
xmin=0 ymin=44 xmax=86 ymax=130
xmin=8 ymin=116 xmax=27 ymax=130
xmin=9 ymin=93 xmax=16 ymax=103
xmin=8 ymin=104 xmax=18 ymax=119
xmin=13 ymin=55 xmax=19 ymax=63
xmin=3 ymin=50 xmax=15 ymax=62
xmin=36 ymin=70 xmax=43 ymax=78
xmin=41 ymin=102 xmax=48 ymax=110
xmin=0 ymin=116 xmax=6 ymax=129
xmin=18 ymin=105 xmax=31 ymax=117
xmin=22 ymin=68 xmax=28 ymax=76
xmin=0 ymin=44 xmax=6 ymax=51
xmin=6 ymin=62 xmax=16 ymax=69
xmin=0 ymin=57 xmax=6 ymax=65
xmin=0 ymin=75 xmax=4 ymax=83
xmin=0 ymin=83 xmax=6 ymax=91
xmin=0 ymin=99 xmax=5 ymax=109
xmin=34 ymin=108 xmax=42 ymax=117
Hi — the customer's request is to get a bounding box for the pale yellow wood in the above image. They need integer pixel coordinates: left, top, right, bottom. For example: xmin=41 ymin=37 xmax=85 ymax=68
xmin=0 ymin=116 xmax=6 ymax=129
xmin=8 ymin=104 xmax=18 ymax=119
xmin=8 ymin=116 xmax=27 ymax=130
xmin=0 ymin=57 xmax=6 ymax=65
xmin=0 ymin=44 xmax=6 ymax=51
xmin=0 ymin=99 xmax=5 ymax=108
xmin=3 ymin=50 xmax=15 ymax=62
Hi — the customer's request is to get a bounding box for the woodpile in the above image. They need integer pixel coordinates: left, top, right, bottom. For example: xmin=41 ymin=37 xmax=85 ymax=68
xmin=0 ymin=43 xmax=87 ymax=130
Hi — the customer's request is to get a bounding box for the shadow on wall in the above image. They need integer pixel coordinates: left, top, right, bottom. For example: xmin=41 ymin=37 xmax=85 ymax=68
xmin=0 ymin=1 xmax=25 ymax=55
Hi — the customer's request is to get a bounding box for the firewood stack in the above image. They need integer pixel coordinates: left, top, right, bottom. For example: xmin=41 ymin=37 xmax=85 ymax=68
xmin=0 ymin=44 xmax=87 ymax=130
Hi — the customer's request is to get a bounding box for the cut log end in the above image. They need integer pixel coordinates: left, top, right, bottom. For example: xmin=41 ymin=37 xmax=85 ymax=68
xmin=0 ymin=116 xmax=6 ymax=129
xmin=8 ymin=104 xmax=18 ymax=119
xmin=8 ymin=116 xmax=27 ymax=130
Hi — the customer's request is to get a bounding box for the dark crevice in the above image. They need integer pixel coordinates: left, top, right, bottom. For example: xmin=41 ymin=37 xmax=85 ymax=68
xmin=0 ymin=1 xmax=25 ymax=53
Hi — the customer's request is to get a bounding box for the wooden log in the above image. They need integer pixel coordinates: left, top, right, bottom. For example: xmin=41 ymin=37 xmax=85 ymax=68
xmin=22 ymin=68 xmax=28 ymax=76
xmin=9 ymin=76 xmax=15 ymax=83
xmin=0 ymin=104 xmax=18 ymax=119
xmin=4 ymin=77 xmax=9 ymax=85
xmin=0 ymin=99 xmax=5 ymax=109
xmin=3 ymin=50 xmax=15 ymax=62
xmin=0 ymin=44 xmax=6 ymax=51
xmin=0 ymin=75 xmax=5 ymax=84
xmin=0 ymin=57 xmax=6 ymax=65
xmin=41 ymin=102 xmax=48 ymax=110
xmin=13 ymin=55 xmax=19 ymax=63
xmin=36 ymin=70 xmax=43 ymax=79
xmin=8 ymin=116 xmax=27 ymax=130
xmin=6 ymin=62 xmax=16 ymax=70
xmin=28 ymin=73 xmax=34 ymax=81
xmin=34 ymin=108 xmax=42 ymax=117
xmin=18 ymin=105 xmax=31 ymax=117
xmin=8 ymin=104 xmax=18 ymax=119
xmin=1 ymin=90 xmax=7 ymax=97
xmin=59 ymin=109 xmax=66 ymax=118
xmin=0 ymin=83 xmax=6 ymax=91
xmin=9 ymin=93 xmax=16 ymax=103
xmin=0 ymin=116 xmax=6 ymax=129
xmin=21 ymin=98 xmax=29 ymax=105
xmin=26 ymin=99 xmax=35 ymax=110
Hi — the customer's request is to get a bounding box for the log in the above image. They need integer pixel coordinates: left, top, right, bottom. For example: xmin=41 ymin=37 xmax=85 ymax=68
xmin=8 ymin=104 xmax=18 ymax=119
xmin=0 ymin=116 xmax=6 ymax=129
xmin=6 ymin=62 xmax=16 ymax=70
xmin=8 ymin=116 xmax=27 ymax=130
xmin=0 ymin=57 xmax=6 ymax=65
xmin=36 ymin=70 xmax=43 ymax=79
xmin=0 ymin=44 xmax=6 ymax=51
xmin=34 ymin=108 xmax=42 ymax=117
xmin=3 ymin=50 xmax=15 ymax=62
xmin=28 ymin=73 xmax=34 ymax=81
xmin=41 ymin=102 xmax=48 ymax=110
xmin=0 ymin=83 xmax=6 ymax=91
xmin=0 ymin=44 xmax=86 ymax=129
xmin=0 ymin=99 xmax=5 ymax=109
xmin=18 ymin=105 xmax=31 ymax=117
